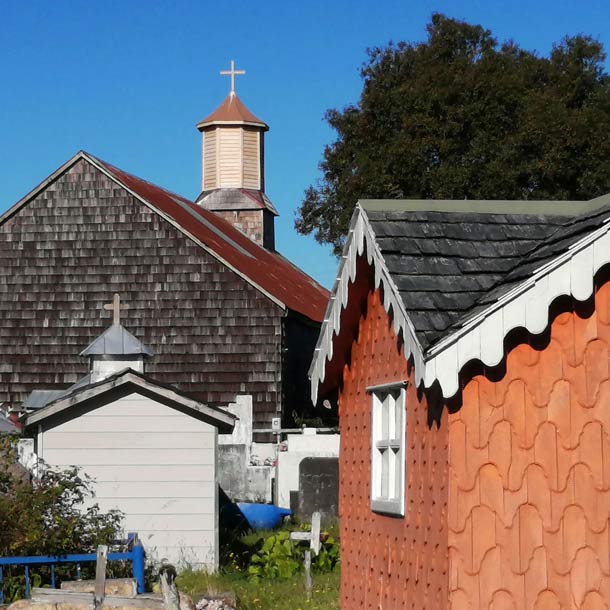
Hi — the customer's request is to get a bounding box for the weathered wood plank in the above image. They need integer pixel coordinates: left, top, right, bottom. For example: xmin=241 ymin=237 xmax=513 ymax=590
xmin=94 ymin=545 xmax=108 ymax=609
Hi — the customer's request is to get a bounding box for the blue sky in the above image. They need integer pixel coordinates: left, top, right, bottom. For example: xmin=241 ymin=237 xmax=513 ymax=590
xmin=1 ymin=0 xmax=609 ymax=288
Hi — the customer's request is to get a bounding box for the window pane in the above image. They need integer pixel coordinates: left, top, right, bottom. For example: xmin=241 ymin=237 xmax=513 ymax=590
xmin=388 ymin=447 xmax=396 ymax=499
xmin=393 ymin=447 xmax=401 ymax=500
xmin=388 ymin=393 xmax=395 ymax=440
xmin=382 ymin=393 xmax=390 ymax=441
xmin=381 ymin=448 xmax=389 ymax=499
xmin=394 ymin=395 xmax=401 ymax=441
xmin=372 ymin=447 xmax=381 ymax=499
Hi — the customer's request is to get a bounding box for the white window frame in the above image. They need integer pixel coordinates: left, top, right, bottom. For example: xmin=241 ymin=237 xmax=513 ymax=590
xmin=368 ymin=380 xmax=407 ymax=516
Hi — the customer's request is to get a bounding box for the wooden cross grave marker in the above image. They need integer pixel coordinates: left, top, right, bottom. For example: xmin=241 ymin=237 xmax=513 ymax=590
xmin=290 ymin=511 xmax=321 ymax=600
xmin=220 ymin=60 xmax=245 ymax=95
xmin=103 ymin=293 xmax=130 ymax=325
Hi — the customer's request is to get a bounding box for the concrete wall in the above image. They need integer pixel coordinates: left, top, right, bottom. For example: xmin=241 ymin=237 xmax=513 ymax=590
xmin=218 ymin=396 xmax=340 ymax=507
xmin=36 ymin=392 xmax=218 ymax=570
xmin=276 ymin=430 xmax=339 ymax=509
xmin=218 ymin=395 xmax=272 ymax=502
xmin=296 ymin=457 xmax=339 ymax=524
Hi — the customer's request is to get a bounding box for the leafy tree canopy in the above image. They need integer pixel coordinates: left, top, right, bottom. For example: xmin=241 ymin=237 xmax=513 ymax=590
xmin=296 ymin=13 xmax=610 ymax=254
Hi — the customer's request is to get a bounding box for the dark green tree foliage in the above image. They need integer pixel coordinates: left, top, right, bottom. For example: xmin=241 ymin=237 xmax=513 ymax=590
xmin=296 ymin=14 xmax=610 ymax=254
xmin=0 ymin=436 xmax=122 ymax=557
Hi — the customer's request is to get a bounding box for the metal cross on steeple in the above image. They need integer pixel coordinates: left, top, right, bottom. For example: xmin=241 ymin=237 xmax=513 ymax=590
xmin=103 ymin=293 xmax=130 ymax=325
xmin=220 ymin=60 xmax=245 ymax=96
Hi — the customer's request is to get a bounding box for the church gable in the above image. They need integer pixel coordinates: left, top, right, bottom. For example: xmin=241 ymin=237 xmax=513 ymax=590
xmin=0 ymin=157 xmax=284 ymax=427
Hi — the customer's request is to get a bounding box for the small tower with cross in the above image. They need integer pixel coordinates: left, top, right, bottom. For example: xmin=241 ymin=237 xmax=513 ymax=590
xmin=195 ymin=60 xmax=277 ymax=250
xmin=81 ymin=293 xmax=155 ymax=382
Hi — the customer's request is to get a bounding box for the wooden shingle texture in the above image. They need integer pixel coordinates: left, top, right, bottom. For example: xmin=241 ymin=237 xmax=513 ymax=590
xmin=0 ymin=157 xmax=303 ymax=429
xmin=365 ymin=202 xmax=610 ymax=350
xmin=448 ymin=280 xmax=610 ymax=609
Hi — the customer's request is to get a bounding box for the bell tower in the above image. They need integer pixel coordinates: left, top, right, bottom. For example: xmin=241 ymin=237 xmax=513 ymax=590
xmin=196 ymin=61 xmax=277 ymax=250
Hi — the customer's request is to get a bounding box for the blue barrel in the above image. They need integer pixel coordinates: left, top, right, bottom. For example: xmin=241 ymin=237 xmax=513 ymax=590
xmin=237 ymin=502 xmax=292 ymax=530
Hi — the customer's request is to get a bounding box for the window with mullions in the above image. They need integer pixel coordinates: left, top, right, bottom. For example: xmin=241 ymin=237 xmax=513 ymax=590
xmin=368 ymin=381 xmax=407 ymax=516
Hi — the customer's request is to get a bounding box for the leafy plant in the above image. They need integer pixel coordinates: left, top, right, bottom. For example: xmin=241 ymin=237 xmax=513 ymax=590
xmin=0 ymin=435 xmax=124 ymax=599
xmin=245 ymin=526 xmax=340 ymax=583
xmin=312 ymin=535 xmax=340 ymax=574
xmin=247 ymin=531 xmax=301 ymax=582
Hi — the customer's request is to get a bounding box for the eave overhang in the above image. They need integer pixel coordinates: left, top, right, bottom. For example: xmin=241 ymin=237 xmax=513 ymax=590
xmin=310 ymin=203 xmax=610 ymax=402
xmin=25 ymin=369 xmax=236 ymax=433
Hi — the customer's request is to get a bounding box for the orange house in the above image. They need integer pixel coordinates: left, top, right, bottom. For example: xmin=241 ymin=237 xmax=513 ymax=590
xmin=310 ymin=199 xmax=610 ymax=610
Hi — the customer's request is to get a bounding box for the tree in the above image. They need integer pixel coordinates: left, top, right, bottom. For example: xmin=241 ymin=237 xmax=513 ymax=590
xmin=296 ymin=13 xmax=610 ymax=255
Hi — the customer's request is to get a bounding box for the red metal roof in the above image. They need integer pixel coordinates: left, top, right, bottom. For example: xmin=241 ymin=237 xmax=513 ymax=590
xmin=196 ymin=94 xmax=268 ymax=130
xmin=89 ymin=154 xmax=329 ymax=322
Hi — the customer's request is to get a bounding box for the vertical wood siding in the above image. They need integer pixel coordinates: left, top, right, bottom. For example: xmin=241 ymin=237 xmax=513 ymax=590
xmin=242 ymin=129 xmax=260 ymax=190
xmin=0 ymin=159 xmax=283 ymax=431
xmin=218 ymin=128 xmax=242 ymax=188
xmin=203 ymin=131 xmax=217 ymax=190
xmin=38 ymin=393 xmax=218 ymax=569
xmin=339 ymin=288 xmax=449 ymax=610
xmin=448 ymin=280 xmax=610 ymax=609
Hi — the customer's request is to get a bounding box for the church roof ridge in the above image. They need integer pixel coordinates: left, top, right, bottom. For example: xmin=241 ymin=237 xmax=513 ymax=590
xmin=196 ymin=93 xmax=268 ymax=131
xmin=0 ymin=150 xmax=329 ymax=322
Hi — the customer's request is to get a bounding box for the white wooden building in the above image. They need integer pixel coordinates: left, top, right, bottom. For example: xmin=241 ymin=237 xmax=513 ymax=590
xmin=23 ymin=297 xmax=235 ymax=570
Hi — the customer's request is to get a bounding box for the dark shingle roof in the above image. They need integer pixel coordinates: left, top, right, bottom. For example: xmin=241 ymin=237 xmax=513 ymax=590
xmin=364 ymin=199 xmax=610 ymax=351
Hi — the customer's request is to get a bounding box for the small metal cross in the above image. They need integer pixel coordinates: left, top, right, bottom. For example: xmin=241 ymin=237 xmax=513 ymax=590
xmin=103 ymin=293 xmax=129 ymax=325
xmin=220 ymin=60 xmax=245 ymax=95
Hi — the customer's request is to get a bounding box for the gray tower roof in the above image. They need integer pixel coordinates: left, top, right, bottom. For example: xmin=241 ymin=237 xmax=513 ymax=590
xmin=80 ymin=323 xmax=155 ymax=357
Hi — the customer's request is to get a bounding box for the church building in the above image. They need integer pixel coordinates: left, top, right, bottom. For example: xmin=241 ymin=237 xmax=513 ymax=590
xmin=0 ymin=63 xmax=330 ymax=437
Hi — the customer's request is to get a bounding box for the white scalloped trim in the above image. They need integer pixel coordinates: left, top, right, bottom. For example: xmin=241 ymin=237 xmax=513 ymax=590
xmin=310 ymin=205 xmax=610 ymax=402
xmin=310 ymin=207 xmax=425 ymax=404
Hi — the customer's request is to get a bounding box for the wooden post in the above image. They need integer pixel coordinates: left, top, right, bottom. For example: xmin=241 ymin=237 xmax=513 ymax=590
xmin=94 ymin=545 xmax=108 ymax=610
xmin=310 ymin=511 xmax=321 ymax=555
xmin=304 ymin=549 xmax=312 ymax=601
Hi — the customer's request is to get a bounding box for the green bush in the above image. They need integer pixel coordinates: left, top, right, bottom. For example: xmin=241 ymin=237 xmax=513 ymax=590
xmin=0 ymin=435 xmax=124 ymax=599
xmin=246 ymin=528 xmax=340 ymax=583
xmin=248 ymin=531 xmax=301 ymax=581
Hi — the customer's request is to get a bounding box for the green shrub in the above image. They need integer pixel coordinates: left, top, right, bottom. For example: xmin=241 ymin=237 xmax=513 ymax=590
xmin=247 ymin=531 xmax=301 ymax=582
xmin=312 ymin=534 xmax=340 ymax=574
xmin=246 ymin=527 xmax=340 ymax=583
xmin=0 ymin=435 xmax=124 ymax=599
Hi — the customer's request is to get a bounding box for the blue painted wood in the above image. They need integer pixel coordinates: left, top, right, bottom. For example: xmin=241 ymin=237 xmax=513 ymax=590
xmin=0 ymin=540 xmax=146 ymax=601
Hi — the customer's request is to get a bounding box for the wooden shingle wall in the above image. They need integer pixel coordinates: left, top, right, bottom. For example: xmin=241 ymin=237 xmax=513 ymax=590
xmin=0 ymin=158 xmax=283 ymax=429
xmin=339 ymin=288 xmax=449 ymax=610
xmin=448 ymin=281 xmax=610 ymax=609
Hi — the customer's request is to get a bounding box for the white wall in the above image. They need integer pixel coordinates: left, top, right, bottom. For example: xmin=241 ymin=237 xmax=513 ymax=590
xmin=276 ymin=431 xmax=340 ymax=509
xmin=37 ymin=392 xmax=218 ymax=570
xmin=217 ymin=395 xmax=273 ymax=502
xmin=218 ymin=395 xmax=252 ymax=449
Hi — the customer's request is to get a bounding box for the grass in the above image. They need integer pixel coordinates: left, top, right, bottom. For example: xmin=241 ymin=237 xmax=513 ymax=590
xmin=176 ymin=568 xmax=340 ymax=610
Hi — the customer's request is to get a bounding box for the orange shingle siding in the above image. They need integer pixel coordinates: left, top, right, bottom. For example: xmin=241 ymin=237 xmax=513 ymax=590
xmin=448 ymin=280 xmax=610 ymax=609
xmin=339 ymin=288 xmax=449 ymax=610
